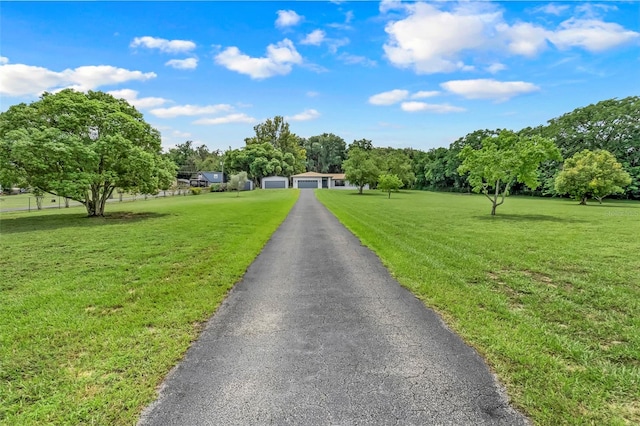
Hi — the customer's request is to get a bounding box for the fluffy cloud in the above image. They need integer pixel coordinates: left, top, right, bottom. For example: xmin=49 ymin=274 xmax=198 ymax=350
xmin=276 ymin=10 xmax=303 ymax=28
xmin=382 ymin=2 xmax=639 ymax=74
xmin=400 ymin=102 xmax=465 ymax=113
xmin=301 ymin=30 xmax=326 ymax=46
xmin=0 ymin=63 xmax=156 ymax=97
xmin=215 ymin=39 xmax=302 ymax=79
xmin=369 ymin=89 xmax=409 ymax=105
xmin=499 ymin=22 xmax=549 ymax=57
xmin=165 ymin=58 xmax=198 ymax=70
xmin=441 ymin=79 xmax=539 ymax=101
xmin=286 ymin=109 xmax=320 ymax=121
xmin=411 ymin=90 xmax=440 ymax=99
xmin=150 ymin=104 xmax=233 ymax=118
xmin=0 ymin=56 xmax=8 ymax=65
xmin=549 ymin=19 xmax=639 ymax=52
xmin=383 ymin=2 xmax=499 ymax=73
xmin=193 ymin=113 xmax=256 ymax=125
xmin=107 ymin=89 xmax=168 ymax=109
xmin=130 ymin=36 xmax=196 ymax=53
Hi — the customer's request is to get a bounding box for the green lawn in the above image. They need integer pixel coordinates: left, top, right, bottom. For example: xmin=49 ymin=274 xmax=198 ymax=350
xmin=0 ymin=190 xmax=298 ymax=425
xmin=316 ymin=190 xmax=640 ymax=425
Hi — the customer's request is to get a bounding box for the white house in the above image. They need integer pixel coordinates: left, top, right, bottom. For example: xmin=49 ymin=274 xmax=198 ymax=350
xmin=291 ymin=172 xmax=367 ymax=190
xmin=262 ymin=176 xmax=289 ymax=189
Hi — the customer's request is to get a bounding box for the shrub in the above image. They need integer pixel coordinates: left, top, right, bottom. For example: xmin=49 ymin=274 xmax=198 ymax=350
xmin=190 ymin=187 xmax=202 ymax=195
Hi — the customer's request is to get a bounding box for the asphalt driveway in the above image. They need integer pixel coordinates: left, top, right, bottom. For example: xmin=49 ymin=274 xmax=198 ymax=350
xmin=139 ymin=190 xmax=528 ymax=425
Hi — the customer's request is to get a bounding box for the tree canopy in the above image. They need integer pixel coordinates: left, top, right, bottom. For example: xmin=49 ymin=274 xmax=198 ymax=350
xmin=458 ymin=130 xmax=561 ymax=215
xmin=0 ymin=89 xmax=175 ymax=216
xmin=245 ymin=116 xmax=306 ymax=174
xmin=378 ymin=173 xmax=403 ymax=198
xmin=343 ymin=148 xmax=379 ymax=194
xmin=555 ymin=149 xmax=632 ymax=204
xmin=224 ymin=142 xmax=297 ymax=185
xmin=302 ymin=133 xmax=346 ymax=174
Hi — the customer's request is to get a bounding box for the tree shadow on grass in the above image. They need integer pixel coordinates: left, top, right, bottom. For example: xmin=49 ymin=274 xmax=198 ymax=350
xmin=473 ymin=213 xmax=587 ymax=223
xmin=0 ymin=212 xmax=170 ymax=235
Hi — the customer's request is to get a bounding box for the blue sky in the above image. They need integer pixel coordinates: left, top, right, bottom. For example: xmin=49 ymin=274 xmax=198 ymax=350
xmin=1 ymin=1 xmax=639 ymax=152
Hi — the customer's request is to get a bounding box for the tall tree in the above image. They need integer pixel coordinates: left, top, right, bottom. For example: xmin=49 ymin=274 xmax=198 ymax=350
xmin=348 ymin=138 xmax=373 ymax=152
xmin=342 ymin=148 xmax=379 ymax=194
xmin=458 ymin=130 xmax=561 ymax=215
xmin=245 ymin=116 xmax=306 ymax=174
xmin=375 ymin=148 xmax=416 ymax=188
xmin=303 ymin=133 xmax=347 ymax=173
xmin=555 ymin=149 xmax=632 ymax=204
xmin=0 ymin=89 xmax=175 ymax=217
xmin=539 ymin=96 xmax=640 ymax=198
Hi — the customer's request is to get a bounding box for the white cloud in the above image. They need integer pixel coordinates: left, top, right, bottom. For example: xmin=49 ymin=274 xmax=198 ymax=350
xmin=276 ymin=10 xmax=303 ymax=28
xmin=369 ymin=89 xmax=409 ymax=105
xmin=130 ymin=36 xmax=196 ymax=53
xmin=172 ymin=130 xmax=192 ymax=138
xmin=534 ymin=4 xmax=570 ymax=16
xmin=338 ymin=53 xmax=377 ymax=67
xmin=193 ymin=113 xmax=256 ymax=125
xmin=286 ymin=109 xmax=321 ymax=121
xmin=549 ymin=19 xmax=640 ymax=52
xmin=411 ymin=90 xmax=440 ymax=99
xmin=215 ymin=39 xmax=302 ymax=79
xmin=383 ymin=2 xmax=500 ymax=74
xmin=165 ymin=58 xmax=198 ymax=70
xmin=400 ymin=101 xmax=466 ymax=113
xmin=441 ymin=79 xmax=540 ymax=101
xmin=301 ymin=30 xmax=326 ymax=46
xmin=107 ymin=89 xmax=168 ymax=109
xmin=0 ymin=63 xmax=156 ymax=97
xmin=150 ymin=104 xmax=234 ymax=118
xmin=0 ymin=56 xmax=8 ymax=65
xmin=380 ymin=0 xmax=404 ymax=14
xmin=498 ymin=22 xmax=549 ymax=57
xmin=486 ymin=63 xmax=507 ymax=74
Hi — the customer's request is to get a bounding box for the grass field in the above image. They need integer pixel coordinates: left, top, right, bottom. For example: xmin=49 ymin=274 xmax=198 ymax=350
xmin=316 ymin=190 xmax=640 ymax=425
xmin=0 ymin=190 xmax=298 ymax=425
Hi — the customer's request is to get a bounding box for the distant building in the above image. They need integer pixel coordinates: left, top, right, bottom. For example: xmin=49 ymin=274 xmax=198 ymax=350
xmin=190 ymin=171 xmax=224 ymax=187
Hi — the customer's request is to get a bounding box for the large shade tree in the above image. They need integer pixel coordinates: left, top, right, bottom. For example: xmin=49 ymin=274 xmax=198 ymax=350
xmin=244 ymin=116 xmax=306 ymax=174
xmin=458 ymin=130 xmax=561 ymax=215
xmin=342 ymin=148 xmax=379 ymax=194
xmin=303 ymin=133 xmax=346 ymax=173
xmin=0 ymin=89 xmax=175 ymax=216
xmin=555 ymin=149 xmax=632 ymax=204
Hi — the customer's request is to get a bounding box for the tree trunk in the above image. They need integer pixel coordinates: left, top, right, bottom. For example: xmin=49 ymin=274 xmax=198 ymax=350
xmin=388 ymin=190 xmax=391 ymax=199
xmin=491 ymin=202 xmax=497 ymax=216
xmin=580 ymin=196 xmax=588 ymax=205
xmin=359 ymin=185 xmax=364 ymax=194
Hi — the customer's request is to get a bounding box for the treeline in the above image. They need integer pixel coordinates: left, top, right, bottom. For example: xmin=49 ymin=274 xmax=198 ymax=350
xmin=166 ymin=96 xmax=639 ymax=199
xmin=413 ymin=96 xmax=639 ymax=199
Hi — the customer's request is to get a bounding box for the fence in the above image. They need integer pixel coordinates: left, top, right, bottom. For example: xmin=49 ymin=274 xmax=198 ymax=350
xmin=0 ymin=190 xmax=194 ymax=213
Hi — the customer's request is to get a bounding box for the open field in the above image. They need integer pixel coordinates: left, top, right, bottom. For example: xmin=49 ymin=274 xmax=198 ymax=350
xmin=316 ymin=190 xmax=640 ymax=425
xmin=0 ymin=190 xmax=298 ymax=425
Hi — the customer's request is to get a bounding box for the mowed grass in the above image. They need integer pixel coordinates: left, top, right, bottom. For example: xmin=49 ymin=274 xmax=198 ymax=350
xmin=316 ymin=190 xmax=640 ymax=425
xmin=0 ymin=190 xmax=298 ymax=425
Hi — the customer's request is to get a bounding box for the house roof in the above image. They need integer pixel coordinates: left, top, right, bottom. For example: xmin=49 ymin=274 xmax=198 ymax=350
xmin=292 ymin=172 xmax=345 ymax=178
xmin=199 ymin=172 xmax=222 ymax=182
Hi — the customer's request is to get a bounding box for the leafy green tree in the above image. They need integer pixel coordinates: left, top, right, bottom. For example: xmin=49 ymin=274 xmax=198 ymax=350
xmin=348 ymin=138 xmax=373 ymax=152
xmin=378 ymin=173 xmax=403 ymax=198
xmin=375 ymin=148 xmax=415 ymax=188
xmin=303 ymin=133 xmax=347 ymax=173
xmin=343 ymin=148 xmax=379 ymax=194
xmin=224 ymin=143 xmax=296 ymax=186
xmin=227 ymin=171 xmax=248 ymax=197
xmin=245 ymin=116 xmax=306 ymax=174
xmin=554 ymin=149 xmax=632 ymax=205
xmin=536 ymin=96 xmax=640 ymax=198
xmin=0 ymin=89 xmax=175 ymax=217
xmin=458 ymin=130 xmax=561 ymax=215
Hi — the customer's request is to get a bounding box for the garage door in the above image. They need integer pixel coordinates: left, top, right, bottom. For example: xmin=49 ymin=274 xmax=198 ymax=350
xmin=297 ymin=180 xmax=319 ymax=189
xmin=265 ymin=180 xmax=286 ymax=189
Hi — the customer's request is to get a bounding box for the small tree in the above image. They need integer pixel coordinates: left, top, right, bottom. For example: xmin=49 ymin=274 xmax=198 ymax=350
xmin=458 ymin=130 xmax=561 ymax=215
xmin=378 ymin=174 xmax=403 ymax=198
xmin=554 ymin=149 xmax=632 ymax=205
xmin=228 ymin=171 xmax=248 ymax=197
